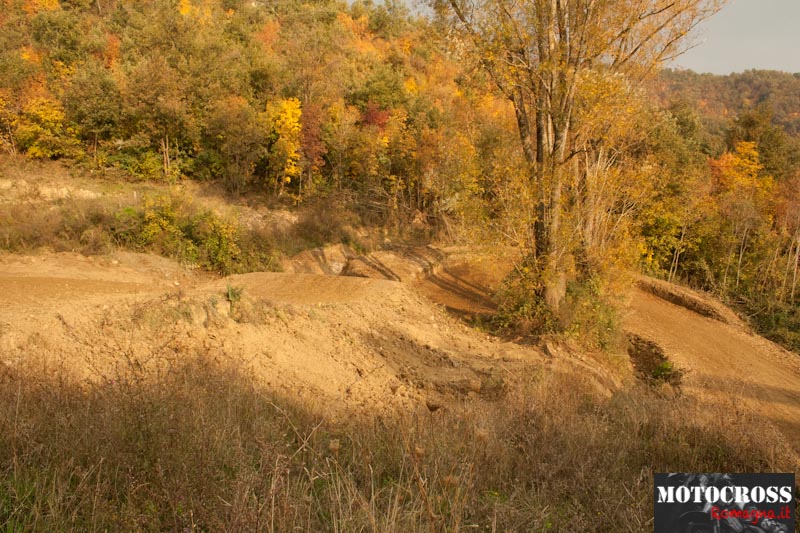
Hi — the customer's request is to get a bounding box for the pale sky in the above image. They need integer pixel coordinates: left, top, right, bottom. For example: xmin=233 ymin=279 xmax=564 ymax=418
xmin=674 ymin=0 xmax=800 ymax=74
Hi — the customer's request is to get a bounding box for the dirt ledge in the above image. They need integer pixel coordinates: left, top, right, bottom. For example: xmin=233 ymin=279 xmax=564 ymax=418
xmin=636 ymin=276 xmax=747 ymax=330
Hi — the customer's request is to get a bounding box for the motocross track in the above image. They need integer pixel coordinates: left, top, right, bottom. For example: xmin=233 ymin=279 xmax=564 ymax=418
xmin=332 ymin=247 xmax=800 ymax=452
xmin=1 ymin=246 xmax=799 ymax=450
xmin=623 ymin=286 xmax=800 ymax=449
xmin=0 ymin=250 xmax=553 ymax=421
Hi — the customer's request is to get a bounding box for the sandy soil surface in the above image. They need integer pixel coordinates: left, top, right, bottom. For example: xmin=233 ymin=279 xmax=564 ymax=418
xmin=0 ymin=250 xmax=543 ymax=421
xmin=2 ymin=244 xmax=798 ymax=451
xmin=622 ymin=288 xmax=800 ymax=450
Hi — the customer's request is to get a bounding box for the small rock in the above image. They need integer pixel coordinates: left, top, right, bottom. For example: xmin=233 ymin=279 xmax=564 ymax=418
xmin=425 ymin=399 xmax=442 ymax=412
xmin=467 ymin=379 xmax=482 ymax=392
xmin=542 ymin=341 xmax=558 ymax=358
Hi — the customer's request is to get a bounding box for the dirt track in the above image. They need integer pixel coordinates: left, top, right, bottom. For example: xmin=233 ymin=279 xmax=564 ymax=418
xmin=1 ymin=248 xmax=799 ymax=450
xmin=411 ymin=250 xmax=800 ymax=449
xmin=0 ymin=251 xmax=544 ymax=419
xmin=623 ymin=288 xmax=800 ymax=449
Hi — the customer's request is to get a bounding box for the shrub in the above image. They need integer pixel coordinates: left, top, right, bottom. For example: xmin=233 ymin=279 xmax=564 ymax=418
xmin=493 ymin=257 xmax=555 ymax=336
xmin=561 ymin=275 xmax=621 ymax=351
xmin=494 ymin=265 xmax=623 ymax=352
xmin=14 ymin=97 xmax=81 ymax=160
xmin=0 ymin=192 xmax=279 ymax=274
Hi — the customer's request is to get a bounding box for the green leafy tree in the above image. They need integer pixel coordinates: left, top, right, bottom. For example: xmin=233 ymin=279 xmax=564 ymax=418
xmin=62 ymin=59 xmax=121 ymax=160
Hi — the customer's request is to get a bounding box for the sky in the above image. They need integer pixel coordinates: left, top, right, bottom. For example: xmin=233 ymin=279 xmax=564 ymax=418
xmin=673 ymin=0 xmax=800 ymax=74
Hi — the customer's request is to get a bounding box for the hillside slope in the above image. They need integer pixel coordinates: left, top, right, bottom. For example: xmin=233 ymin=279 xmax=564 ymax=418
xmin=623 ymin=286 xmax=800 ymax=449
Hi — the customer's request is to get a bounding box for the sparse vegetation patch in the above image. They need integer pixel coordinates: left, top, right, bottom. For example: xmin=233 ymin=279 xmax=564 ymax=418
xmin=627 ymin=334 xmax=684 ymax=386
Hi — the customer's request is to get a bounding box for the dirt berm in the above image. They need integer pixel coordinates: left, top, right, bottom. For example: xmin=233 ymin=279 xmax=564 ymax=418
xmin=0 ymin=251 xmax=558 ymax=420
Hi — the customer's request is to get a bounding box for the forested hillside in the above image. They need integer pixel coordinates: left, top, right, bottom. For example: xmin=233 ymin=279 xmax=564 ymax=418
xmin=657 ymin=69 xmax=800 ymax=136
xmin=649 ymin=69 xmax=800 ymax=350
xmin=2 ymin=0 xmax=800 ymax=351
xmin=0 ymin=0 xmax=516 ymax=228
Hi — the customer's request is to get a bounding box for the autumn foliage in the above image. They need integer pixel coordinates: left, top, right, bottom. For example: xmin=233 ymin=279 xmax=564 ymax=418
xmin=0 ymin=0 xmax=799 ymax=349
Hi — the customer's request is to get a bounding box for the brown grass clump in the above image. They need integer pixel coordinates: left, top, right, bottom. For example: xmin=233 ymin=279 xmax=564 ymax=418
xmin=0 ymin=348 xmax=796 ymax=532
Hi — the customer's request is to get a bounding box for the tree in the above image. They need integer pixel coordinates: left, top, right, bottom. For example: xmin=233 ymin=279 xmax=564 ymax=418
xmin=122 ymin=55 xmax=192 ymax=179
xmin=62 ymin=59 xmax=121 ymax=159
xmin=0 ymin=91 xmax=18 ymax=154
xmin=639 ymin=100 xmax=712 ymax=283
xmin=265 ymin=97 xmax=303 ymax=196
xmin=725 ymin=104 xmax=797 ymax=182
xmin=437 ymin=0 xmax=726 ymax=312
xmin=205 ymin=96 xmax=267 ymax=193
xmin=711 ymin=141 xmax=774 ymax=291
xmin=15 ymin=96 xmax=79 ymax=159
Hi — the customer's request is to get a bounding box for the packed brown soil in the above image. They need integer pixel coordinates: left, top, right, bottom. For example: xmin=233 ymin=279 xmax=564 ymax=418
xmin=2 ymin=243 xmax=798 ymax=451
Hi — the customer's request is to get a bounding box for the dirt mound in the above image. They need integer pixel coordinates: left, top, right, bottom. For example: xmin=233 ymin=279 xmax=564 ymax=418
xmin=335 ymin=246 xmax=625 ymax=394
xmin=0 ymin=251 xmax=543 ymax=419
xmin=5 ymin=246 xmax=798 ymax=450
xmin=341 ymin=246 xmax=444 ymax=281
xmin=281 ymin=244 xmax=357 ymax=275
xmin=356 ymin=248 xmax=800 ymax=451
xmin=412 ymin=248 xmax=515 ymax=322
xmin=636 ymin=276 xmax=746 ymax=328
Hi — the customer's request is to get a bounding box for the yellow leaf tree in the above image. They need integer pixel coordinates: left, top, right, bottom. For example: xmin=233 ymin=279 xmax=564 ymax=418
xmin=712 ymin=141 xmax=774 ymax=289
xmin=265 ymin=98 xmax=303 ymax=197
xmin=439 ymin=0 xmax=727 ymax=313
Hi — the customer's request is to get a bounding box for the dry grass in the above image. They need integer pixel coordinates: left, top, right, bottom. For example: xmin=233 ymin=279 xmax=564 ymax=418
xmin=1 ymin=348 xmax=796 ymax=532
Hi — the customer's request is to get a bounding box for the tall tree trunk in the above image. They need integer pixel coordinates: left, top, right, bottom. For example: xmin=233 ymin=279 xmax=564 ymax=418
xmin=669 ymin=225 xmax=687 ymax=283
xmin=736 ymin=224 xmax=750 ymax=289
xmin=760 ymin=243 xmax=781 ymax=296
xmin=3 ymin=125 xmax=16 ymax=155
xmin=781 ymin=228 xmax=800 ymax=302
xmin=792 ymin=237 xmax=800 ymax=304
xmin=162 ymin=133 xmax=171 ymax=178
xmin=510 ymin=82 xmax=567 ymax=313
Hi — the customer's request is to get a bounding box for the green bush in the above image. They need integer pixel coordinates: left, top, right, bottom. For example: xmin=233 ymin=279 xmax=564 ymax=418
xmin=750 ymin=302 xmax=800 ymax=353
xmin=493 ymin=258 xmax=555 ymax=336
xmin=0 ymin=192 xmax=280 ymax=275
xmin=109 ymin=194 xmax=244 ymax=273
xmin=107 ymin=149 xmax=165 ymax=181
xmin=494 ymin=268 xmax=621 ymax=350
xmin=561 ymin=275 xmax=621 ymax=351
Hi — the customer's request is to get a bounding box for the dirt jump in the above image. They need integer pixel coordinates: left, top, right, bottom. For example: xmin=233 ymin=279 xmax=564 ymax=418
xmin=1 ymin=246 xmax=798 ymax=452
xmin=0 ymin=250 xmax=543 ymax=421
